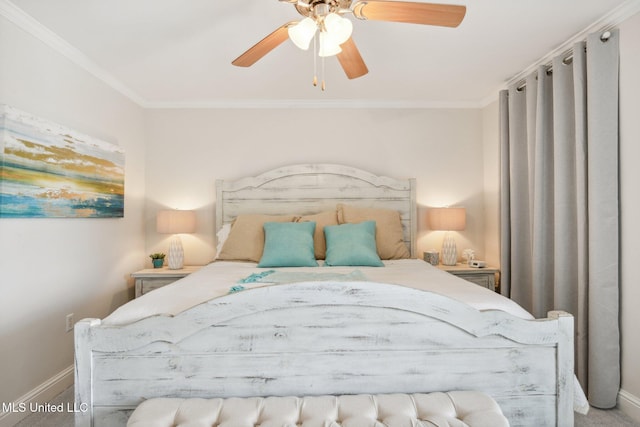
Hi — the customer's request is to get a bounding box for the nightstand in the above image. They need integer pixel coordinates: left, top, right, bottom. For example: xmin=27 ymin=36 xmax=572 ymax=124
xmin=131 ymin=266 xmax=201 ymax=297
xmin=436 ymin=264 xmax=499 ymax=292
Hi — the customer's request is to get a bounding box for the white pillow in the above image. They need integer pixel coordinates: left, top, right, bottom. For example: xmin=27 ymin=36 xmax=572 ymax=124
xmin=215 ymin=223 xmax=231 ymax=259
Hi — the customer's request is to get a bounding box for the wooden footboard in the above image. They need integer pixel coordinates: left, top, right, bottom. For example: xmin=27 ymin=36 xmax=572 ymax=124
xmin=75 ymin=281 xmax=574 ymax=427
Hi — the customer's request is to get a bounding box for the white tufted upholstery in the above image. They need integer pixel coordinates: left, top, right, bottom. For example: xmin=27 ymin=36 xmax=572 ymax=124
xmin=127 ymin=391 xmax=509 ymax=427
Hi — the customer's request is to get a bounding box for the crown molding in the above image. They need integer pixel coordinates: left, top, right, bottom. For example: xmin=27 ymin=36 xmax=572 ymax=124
xmin=478 ymin=92 xmax=500 ymax=109
xmin=0 ymin=0 xmax=482 ymax=110
xmin=145 ymin=99 xmax=482 ymax=109
xmin=479 ymin=0 xmax=640 ymax=107
xmin=5 ymin=0 xmax=639 ymax=111
xmin=0 ymin=0 xmax=147 ymax=106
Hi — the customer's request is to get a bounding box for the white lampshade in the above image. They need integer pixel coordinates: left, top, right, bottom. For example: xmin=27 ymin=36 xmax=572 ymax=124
xmin=324 ymin=13 xmax=352 ymax=45
xmin=157 ymin=210 xmax=196 ymax=269
xmin=289 ymin=17 xmax=317 ymax=50
xmin=427 ymin=207 xmax=466 ymax=266
xmin=427 ymin=207 xmax=466 ymax=231
xmin=157 ymin=210 xmax=196 ymax=234
xmin=318 ymin=31 xmax=342 ymax=57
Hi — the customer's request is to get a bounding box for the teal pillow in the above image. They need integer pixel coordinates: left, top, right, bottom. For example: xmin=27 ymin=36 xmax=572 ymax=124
xmin=324 ymin=221 xmax=384 ymax=267
xmin=258 ymin=222 xmax=319 ymax=267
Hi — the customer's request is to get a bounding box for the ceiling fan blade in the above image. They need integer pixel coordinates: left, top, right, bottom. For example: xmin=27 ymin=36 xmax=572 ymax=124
xmin=352 ymin=1 xmax=466 ymax=27
xmin=232 ymin=22 xmax=296 ymax=67
xmin=337 ymin=37 xmax=369 ymax=79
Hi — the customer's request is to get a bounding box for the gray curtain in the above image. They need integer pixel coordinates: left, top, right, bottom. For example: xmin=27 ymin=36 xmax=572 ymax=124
xmin=499 ymin=29 xmax=619 ymax=408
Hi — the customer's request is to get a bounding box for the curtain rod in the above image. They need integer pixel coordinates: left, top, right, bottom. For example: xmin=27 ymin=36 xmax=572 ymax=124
xmin=514 ymin=30 xmax=613 ymax=92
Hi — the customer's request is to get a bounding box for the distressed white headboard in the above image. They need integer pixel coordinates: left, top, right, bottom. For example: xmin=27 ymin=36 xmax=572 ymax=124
xmin=216 ymin=164 xmax=417 ymax=257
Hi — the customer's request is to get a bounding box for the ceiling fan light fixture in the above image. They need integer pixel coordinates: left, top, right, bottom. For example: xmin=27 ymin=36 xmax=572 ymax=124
xmin=288 ymin=17 xmax=317 ymax=50
xmin=233 ymin=0 xmax=467 ymax=83
xmin=323 ymin=13 xmax=353 ymax=45
xmin=318 ymin=31 xmax=342 ymax=57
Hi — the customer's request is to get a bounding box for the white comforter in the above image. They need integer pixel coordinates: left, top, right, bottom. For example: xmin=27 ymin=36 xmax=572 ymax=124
xmin=104 ymin=259 xmax=532 ymax=325
xmin=103 ymin=258 xmax=589 ymax=413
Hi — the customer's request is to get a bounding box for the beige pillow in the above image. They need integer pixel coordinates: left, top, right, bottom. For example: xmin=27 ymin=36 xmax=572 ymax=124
xmin=337 ymin=204 xmax=411 ymax=260
xmin=217 ymin=214 xmax=296 ymax=262
xmin=296 ymin=210 xmax=339 ymax=260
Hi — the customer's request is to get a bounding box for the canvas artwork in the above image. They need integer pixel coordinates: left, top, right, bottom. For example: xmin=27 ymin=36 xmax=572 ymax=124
xmin=0 ymin=105 xmax=125 ymax=218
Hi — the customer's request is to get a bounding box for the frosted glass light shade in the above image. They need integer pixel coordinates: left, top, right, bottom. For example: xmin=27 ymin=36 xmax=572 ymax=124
xmin=318 ymin=31 xmax=342 ymax=57
xmin=289 ymin=17 xmax=317 ymax=50
xmin=324 ymin=13 xmax=353 ymax=45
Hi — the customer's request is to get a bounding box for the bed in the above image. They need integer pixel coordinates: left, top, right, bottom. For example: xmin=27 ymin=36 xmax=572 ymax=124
xmin=75 ymin=164 xmax=577 ymax=427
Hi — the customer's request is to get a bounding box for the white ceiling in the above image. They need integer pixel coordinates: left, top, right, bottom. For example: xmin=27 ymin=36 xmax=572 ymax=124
xmin=5 ymin=0 xmax=638 ymax=107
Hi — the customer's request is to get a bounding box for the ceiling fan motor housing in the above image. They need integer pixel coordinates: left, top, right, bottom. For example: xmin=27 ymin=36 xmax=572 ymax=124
xmin=295 ymin=0 xmax=353 ymax=17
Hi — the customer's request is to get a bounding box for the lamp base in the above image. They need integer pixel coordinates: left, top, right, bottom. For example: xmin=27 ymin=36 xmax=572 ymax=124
xmin=441 ymin=232 xmax=458 ymax=266
xmin=167 ymin=235 xmax=184 ymax=270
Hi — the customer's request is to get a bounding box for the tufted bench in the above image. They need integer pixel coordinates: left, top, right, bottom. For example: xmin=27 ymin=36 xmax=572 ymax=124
xmin=127 ymin=391 xmax=509 ymax=427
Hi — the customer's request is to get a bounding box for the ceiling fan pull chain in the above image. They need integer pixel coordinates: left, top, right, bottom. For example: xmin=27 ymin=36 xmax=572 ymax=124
xmin=313 ymin=32 xmax=318 ymax=87
xmin=321 ymin=55 xmax=326 ymax=91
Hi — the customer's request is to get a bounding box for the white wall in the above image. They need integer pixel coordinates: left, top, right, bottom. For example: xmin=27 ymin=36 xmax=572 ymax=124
xmin=144 ymin=108 xmax=487 ymax=265
xmin=618 ymin=10 xmax=640 ymax=422
xmin=0 ymin=14 xmax=146 ymax=425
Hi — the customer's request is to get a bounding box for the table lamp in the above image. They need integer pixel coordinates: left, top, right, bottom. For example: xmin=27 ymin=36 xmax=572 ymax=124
xmin=427 ymin=207 xmax=466 ymax=266
xmin=157 ymin=209 xmax=196 ymax=269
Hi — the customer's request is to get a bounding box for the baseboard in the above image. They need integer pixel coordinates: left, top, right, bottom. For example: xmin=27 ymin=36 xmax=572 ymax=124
xmin=619 ymin=389 xmax=640 ymax=423
xmin=0 ymin=365 xmax=73 ymax=427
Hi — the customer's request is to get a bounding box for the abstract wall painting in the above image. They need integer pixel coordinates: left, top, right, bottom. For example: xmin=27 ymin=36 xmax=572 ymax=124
xmin=0 ymin=105 xmax=125 ymax=218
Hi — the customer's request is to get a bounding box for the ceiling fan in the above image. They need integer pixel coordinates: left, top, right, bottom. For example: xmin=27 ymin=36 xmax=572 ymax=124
xmin=232 ymin=0 xmax=466 ymax=84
